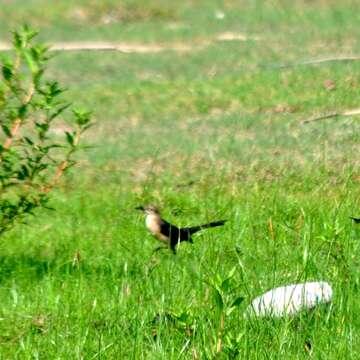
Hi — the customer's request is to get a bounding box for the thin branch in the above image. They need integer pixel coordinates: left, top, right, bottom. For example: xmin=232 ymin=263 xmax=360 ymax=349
xmin=3 ymin=119 xmax=22 ymax=150
xmin=43 ymin=128 xmax=82 ymax=193
xmin=303 ymin=108 xmax=360 ymax=124
xmin=1 ymin=83 xmax=35 ymax=151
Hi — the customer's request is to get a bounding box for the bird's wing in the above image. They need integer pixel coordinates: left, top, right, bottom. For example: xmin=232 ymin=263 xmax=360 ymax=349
xmin=160 ymin=219 xmax=180 ymax=238
xmin=159 ymin=219 xmax=171 ymax=237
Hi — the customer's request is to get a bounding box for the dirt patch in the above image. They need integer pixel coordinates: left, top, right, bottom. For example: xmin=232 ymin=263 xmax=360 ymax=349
xmin=216 ymin=32 xmax=261 ymax=41
xmin=0 ymin=32 xmax=260 ymax=54
xmin=51 ymin=41 xmax=201 ymax=53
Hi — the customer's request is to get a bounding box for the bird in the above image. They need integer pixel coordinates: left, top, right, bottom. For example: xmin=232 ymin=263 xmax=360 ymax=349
xmin=350 ymin=217 xmax=360 ymax=223
xmin=135 ymin=204 xmax=226 ymax=253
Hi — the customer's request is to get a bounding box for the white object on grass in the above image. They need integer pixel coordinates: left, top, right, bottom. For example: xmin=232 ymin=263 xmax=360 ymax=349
xmin=246 ymin=281 xmax=333 ymax=317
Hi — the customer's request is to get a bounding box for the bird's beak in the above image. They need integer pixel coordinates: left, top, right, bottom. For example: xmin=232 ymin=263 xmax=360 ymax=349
xmin=135 ymin=205 xmax=145 ymax=211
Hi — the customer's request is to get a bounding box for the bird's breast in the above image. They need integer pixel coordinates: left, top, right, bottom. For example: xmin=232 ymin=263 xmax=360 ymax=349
xmin=145 ymin=215 xmax=168 ymax=244
xmin=146 ymin=215 xmax=161 ymax=234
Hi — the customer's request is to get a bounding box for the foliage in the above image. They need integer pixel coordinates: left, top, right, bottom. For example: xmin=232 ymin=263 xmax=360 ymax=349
xmin=0 ymin=26 xmax=91 ymax=236
xmin=205 ymin=266 xmax=244 ymax=357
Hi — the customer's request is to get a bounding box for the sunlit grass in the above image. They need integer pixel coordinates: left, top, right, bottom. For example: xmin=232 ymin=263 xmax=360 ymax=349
xmin=0 ymin=1 xmax=360 ymax=358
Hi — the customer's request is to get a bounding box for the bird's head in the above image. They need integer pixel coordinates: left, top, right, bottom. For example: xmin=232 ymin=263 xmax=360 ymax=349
xmin=135 ymin=204 xmax=160 ymax=215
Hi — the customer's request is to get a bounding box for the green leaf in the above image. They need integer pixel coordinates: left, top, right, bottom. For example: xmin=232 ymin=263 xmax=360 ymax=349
xmin=48 ymin=81 xmax=63 ymax=97
xmin=12 ymin=25 xmax=39 ymax=50
xmin=2 ymin=124 xmax=11 ymax=137
xmin=221 ymin=278 xmax=232 ymax=292
xmin=18 ymin=104 xmax=28 ymax=119
xmin=227 ymin=266 xmax=237 ymax=279
xmin=73 ymin=109 xmax=92 ymax=126
xmin=231 ymin=297 xmax=244 ymax=308
xmin=213 ymin=288 xmax=224 ymax=311
xmin=12 ymin=31 xmax=22 ymax=50
xmin=43 ymin=144 xmax=64 ymax=151
xmin=33 ymin=69 xmax=44 ymax=89
xmin=35 ymin=121 xmax=48 ymax=131
xmin=49 ymin=103 xmax=71 ymax=120
xmin=23 ymin=49 xmax=39 ymax=74
xmin=2 ymin=63 xmax=13 ymax=81
xmin=23 ymin=137 xmax=34 ymax=146
xmin=17 ymin=165 xmax=30 ymax=180
xmin=225 ymin=297 xmax=244 ymax=316
xmin=176 ymin=312 xmax=190 ymax=323
xmin=31 ymin=44 xmax=50 ymax=66
xmin=82 ymin=123 xmax=94 ymax=132
xmin=65 ymin=131 xmax=74 ymax=145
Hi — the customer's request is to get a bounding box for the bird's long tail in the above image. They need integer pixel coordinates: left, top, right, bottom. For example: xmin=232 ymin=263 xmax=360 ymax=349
xmin=186 ymin=220 xmax=227 ymax=235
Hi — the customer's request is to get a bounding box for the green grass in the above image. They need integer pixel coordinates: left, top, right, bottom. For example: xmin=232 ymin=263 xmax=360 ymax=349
xmin=1 ymin=1 xmax=360 ymax=358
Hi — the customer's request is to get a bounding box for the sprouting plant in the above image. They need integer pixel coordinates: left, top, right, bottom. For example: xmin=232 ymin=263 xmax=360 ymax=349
xmin=205 ymin=266 xmax=244 ymax=357
xmin=150 ymin=308 xmax=197 ymax=340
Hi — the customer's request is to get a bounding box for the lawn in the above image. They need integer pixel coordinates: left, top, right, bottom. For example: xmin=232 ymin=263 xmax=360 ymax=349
xmin=0 ymin=1 xmax=359 ymax=358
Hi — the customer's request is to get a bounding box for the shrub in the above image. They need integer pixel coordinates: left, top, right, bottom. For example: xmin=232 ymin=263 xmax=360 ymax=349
xmin=0 ymin=26 xmax=92 ymax=236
